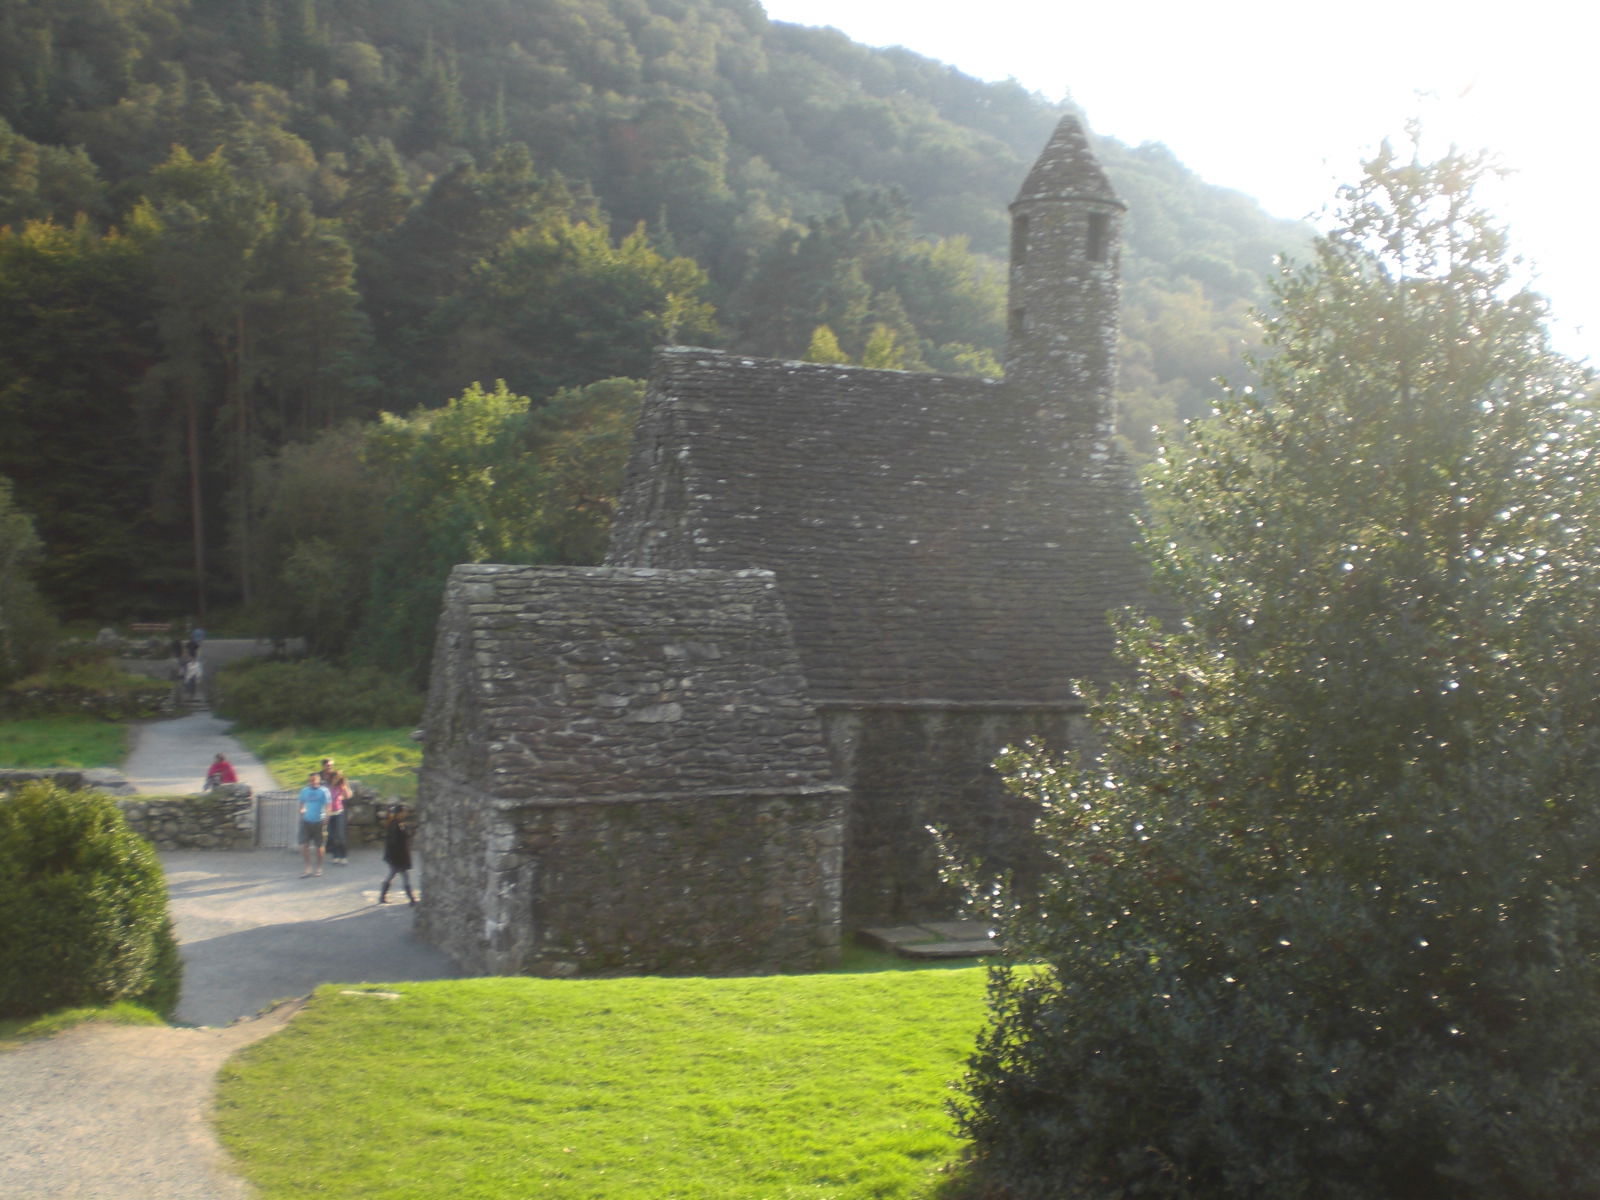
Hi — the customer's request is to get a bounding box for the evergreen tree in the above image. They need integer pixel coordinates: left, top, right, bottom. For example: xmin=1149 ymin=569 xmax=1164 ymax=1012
xmin=955 ymin=134 xmax=1600 ymax=1200
xmin=436 ymin=216 xmax=718 ymax=399
xmin=335 ymin=136 xmax=412 ymax=240
xmin=245 ymin=422 xmax=383 ymax=658
xmin=0 ymin=476 xmax=53 ymax=682
xmin=0 ymin=216 xmax=161 ymax=614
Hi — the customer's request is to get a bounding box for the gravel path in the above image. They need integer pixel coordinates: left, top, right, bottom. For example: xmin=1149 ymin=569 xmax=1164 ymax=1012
xmin=0 ymin=1007 xmax=296 ymax=1200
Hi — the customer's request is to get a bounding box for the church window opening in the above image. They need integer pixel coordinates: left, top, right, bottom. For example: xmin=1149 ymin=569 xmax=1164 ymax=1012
xmin=1086 ymin=212 xmax=1110 ymax=263
xmin=1009 ymin=307 xmax=1028 ymax=338
xmin=1011 ymin=214 xmax=1030 ymax=264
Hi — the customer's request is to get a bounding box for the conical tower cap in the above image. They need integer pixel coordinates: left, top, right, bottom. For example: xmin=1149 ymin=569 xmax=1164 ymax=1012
xmin=1013 ymin=114 xmax=1124 ymax=209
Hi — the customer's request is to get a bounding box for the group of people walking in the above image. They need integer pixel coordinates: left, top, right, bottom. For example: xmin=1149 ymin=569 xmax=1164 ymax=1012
xmin=296 ymin=761 xmax=416 ymax=904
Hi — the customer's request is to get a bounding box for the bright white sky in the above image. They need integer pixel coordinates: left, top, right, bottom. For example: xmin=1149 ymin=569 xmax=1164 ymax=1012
xmin=760 ymin=0 xmax=1598 ymax=364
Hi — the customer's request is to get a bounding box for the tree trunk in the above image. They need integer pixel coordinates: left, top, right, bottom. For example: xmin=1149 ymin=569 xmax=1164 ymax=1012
xmin=187 ymin=387 xmax=207 ymax=620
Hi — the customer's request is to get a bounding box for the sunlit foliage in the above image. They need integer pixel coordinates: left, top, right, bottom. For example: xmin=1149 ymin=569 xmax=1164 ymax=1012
xmin=955 ymin=132 xmax=1600 ymax=1199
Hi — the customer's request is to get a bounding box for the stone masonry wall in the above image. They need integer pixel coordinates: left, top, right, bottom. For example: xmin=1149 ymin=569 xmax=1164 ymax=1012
xmin=0 ymin=770 xmax=256 ymax=849
xmin=820 ymin=702 xmax=1093 ymax=925
xmin=0 ymin=770 xmax=397 ymax=851
xmin=420 ymin=784 xmax=843 ymax=977
xmin=119 ymin=784 xmax=257 ymax=850
xmin=417 ymin=563 xmax=849 ymax=975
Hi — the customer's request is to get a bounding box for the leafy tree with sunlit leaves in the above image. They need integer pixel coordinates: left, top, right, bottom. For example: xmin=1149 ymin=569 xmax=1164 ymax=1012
xmin=953 ymin=132 xmax=1600 ymax=1200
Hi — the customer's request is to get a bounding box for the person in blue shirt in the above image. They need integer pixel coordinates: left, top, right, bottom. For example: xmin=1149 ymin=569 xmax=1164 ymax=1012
xmin=298 ymin=772 xmax=332 ymax=876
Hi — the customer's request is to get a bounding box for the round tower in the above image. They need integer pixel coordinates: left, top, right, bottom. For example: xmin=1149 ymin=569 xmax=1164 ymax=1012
xmin=1004 ymin=115 xmax=1125 ymax=437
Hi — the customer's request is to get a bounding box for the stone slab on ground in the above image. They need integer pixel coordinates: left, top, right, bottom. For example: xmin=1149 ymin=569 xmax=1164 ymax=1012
xmin=922 ymin=919 xmax=993 ymax=941
xmin=858 ymin=919 xmax=995 ymax=960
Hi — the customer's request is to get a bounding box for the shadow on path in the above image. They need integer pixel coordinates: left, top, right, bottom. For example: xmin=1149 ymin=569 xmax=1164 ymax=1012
xmin=163 ymin=847 xmax=461 ymax=1027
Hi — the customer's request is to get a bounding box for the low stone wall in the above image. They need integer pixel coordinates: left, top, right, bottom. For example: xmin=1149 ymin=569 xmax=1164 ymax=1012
xmin=344 ymin=787 xmax=395 ymax=847
xmin=119 ymin=784 xmax=257 ymax=850
xmin=0 ymin=770 xmax=403 ymax=851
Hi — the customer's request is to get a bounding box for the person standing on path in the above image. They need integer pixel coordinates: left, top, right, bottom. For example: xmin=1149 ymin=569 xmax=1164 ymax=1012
xmin=298 ymin=772 xmax=332 ymax=877
xmin=182 ymin=656 xmax=203 ymax=701
xmin=378 ymin=804 xmax=416 ymax=905
xmin=323 ymin=767 xmax=352 ymax=865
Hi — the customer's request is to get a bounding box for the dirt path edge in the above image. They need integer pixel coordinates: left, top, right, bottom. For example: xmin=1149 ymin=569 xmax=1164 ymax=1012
xmin=0 ymin=999 xmax=305 ymax=1200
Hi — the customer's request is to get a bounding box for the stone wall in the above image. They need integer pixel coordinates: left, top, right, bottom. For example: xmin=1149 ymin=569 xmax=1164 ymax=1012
xmin=420 ymin=788 xmax=844 ymax=977
xmin=819 ymin=702 xmax=1092 ymax=924
xmin=417 ymin=564 xmax=849 ymax=976
xmin=0 ymin=770 xmax=399 ymax=852
xmin=118 ymin=784 xmax=257 ymax=850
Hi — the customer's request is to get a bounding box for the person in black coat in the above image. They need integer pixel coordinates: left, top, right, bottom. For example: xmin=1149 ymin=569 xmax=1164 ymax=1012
xmin=378 ymin=804 xmax=416 ymax=905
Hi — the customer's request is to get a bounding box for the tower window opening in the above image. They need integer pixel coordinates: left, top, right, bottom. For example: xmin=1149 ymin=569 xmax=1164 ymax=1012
xmin=1011 ymin=214 xmax=1030 ymax=264
xmin=1009 ymin=307 xmax=1028 ymax=338
xmin=1086 ymin=211 xmax=1110 ymax=263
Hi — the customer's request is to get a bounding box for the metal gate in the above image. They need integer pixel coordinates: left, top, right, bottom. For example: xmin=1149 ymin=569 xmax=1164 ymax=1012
xmin=255 ymin=790 xmax=300 ymax=849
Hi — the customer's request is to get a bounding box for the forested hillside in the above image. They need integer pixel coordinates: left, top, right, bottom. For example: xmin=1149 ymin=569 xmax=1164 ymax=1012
xmin=0 ymin=0 xmax=1303 ymax=652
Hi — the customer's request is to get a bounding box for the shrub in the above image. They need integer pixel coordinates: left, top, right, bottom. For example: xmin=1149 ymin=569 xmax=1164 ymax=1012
xmin=0 ymin=659 xmax=170 ymax=719
xmin=213 ymin=657 xmax=423 ymax=730
xmin=0 ymin=781 xmax=182 ymax=1019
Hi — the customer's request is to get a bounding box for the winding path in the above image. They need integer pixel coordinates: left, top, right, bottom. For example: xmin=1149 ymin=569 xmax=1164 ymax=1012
xmin=0 ymin=709 xmax=459 ymax=1199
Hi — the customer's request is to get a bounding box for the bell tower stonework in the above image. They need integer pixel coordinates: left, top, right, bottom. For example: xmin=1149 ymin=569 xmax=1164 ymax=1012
xmin=1004 ymin=115 xmax=1125 ymax=439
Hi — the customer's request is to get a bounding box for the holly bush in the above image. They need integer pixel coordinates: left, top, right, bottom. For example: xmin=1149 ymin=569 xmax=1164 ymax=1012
xmin=952 ymin=134 xmax=1600 ymax=1199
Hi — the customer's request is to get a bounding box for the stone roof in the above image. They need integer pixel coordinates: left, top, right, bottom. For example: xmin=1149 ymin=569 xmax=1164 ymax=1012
xmin=425 ymin=564 xmax=842 ymax=802
xmin=606 ymin=348 xmax=1149 ymax=704
xmin=1012 ymin=114 xmax=1124 ymax=210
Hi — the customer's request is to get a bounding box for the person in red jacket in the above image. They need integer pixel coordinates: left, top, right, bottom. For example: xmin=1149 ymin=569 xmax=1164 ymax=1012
xmin=203 ymin=753 xmax=238 ymax=791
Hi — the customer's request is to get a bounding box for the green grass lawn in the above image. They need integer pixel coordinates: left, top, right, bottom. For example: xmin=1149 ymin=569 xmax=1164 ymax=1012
xmin=0 ymin=1002 xmax=166 ymax=1045
xmin=232 ymin=727 xmax=422 ymax=796
xmin=0 ymin=715 xmax=130 ymax=768
xmin=216 ymin=970 xmax=989 ymax=1199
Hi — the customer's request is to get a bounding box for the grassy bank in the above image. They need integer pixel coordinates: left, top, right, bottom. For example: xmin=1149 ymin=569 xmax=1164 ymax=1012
xmin=231 ymin=727 xmax=422 ymax=797
xmin=0 ymin=1002 xmax=166 ymax=1044
xmin=0 ymin=716 xmax=130 ymax=768
xmin=217 ymin=970 xmax=987 ymax=1199
xmin=0 ymin=716 xmax=420 ymax=797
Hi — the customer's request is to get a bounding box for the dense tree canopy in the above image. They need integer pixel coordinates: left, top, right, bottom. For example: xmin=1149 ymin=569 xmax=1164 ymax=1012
xmin=0 ymin=476 xmax=53 ymax=682
xmin=247 ymin=377 xmax=644 ymax=680
xmin=954 ymin=136 xmax=1599 ymax=1199
xmin=0 ymin=0 xmax=1301 ymax=623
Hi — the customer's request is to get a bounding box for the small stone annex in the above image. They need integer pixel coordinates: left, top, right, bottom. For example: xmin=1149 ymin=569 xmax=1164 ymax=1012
xmin=417 ymin=115 xmax=1153 ymax=975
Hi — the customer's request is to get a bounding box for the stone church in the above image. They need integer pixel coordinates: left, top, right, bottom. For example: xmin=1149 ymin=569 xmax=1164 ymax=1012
xmin=416 ymin=116 xmax=1151 ymax=977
